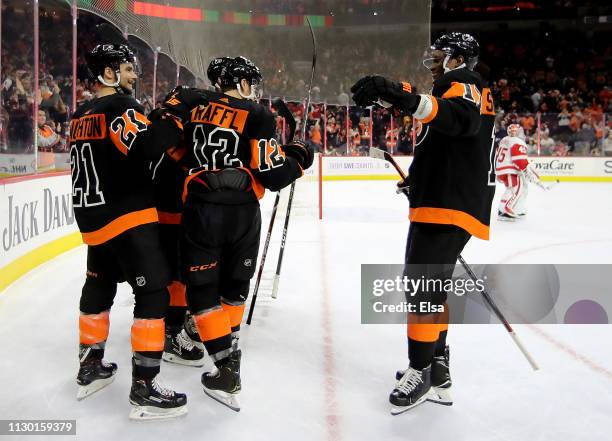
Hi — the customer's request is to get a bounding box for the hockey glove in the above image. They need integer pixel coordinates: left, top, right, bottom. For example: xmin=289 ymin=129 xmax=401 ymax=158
xmin=350 ymin=76 xmax=420 ymax=115
xmin=148 ymin=107 xmax=184 ymax=131
xmin=396 ymin=176 xmax=410 ymax=199
xmin=161 ymin=85 xmax=208 ymax=124
xmin=283 ymin=140 xmax=314 ymax=170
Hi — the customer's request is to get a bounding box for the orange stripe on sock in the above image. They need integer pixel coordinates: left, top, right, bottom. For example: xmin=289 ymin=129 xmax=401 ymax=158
xmin=439 ymin=322 xmax=448 ymax=332
xmin=168 ymin=281 xmax=187 ymax=307
xmin=221 ymin=302 xmax=245 ymax=329
xmin=79 ymin=311 xmax=110 ymax=345
xmin=407 ymin=323 xmax=442 ymax=342
xmin=194 ymin=308 xmax=231 ymax=342
xmin=131 ymin=318 xmax=165 ymax=352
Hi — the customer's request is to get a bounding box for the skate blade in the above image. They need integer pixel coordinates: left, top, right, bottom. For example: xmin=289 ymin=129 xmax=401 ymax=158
xmin=203 ymin=387 xmax=240 ymax=412
xmin=162 ymin=352 xmax=205 ymax=367
xmin=128 ymin=403 xmax=188 ymax=421
xmin=428 ymin=387 xmax=453 ymax=406
xmin=497 ymin=216 xmax=517 ymax=222
xmin=76 ymin=375 xmax=115 ymax=401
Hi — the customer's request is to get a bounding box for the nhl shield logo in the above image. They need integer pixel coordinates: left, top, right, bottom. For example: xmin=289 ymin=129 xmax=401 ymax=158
xmin=136 ymin=276 xmax=146 ymax=287
xmin=244 ymin=259 xmax=252 ymax=267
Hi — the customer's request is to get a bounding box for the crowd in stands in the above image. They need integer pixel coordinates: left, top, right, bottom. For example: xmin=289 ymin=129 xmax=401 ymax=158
xmin=203 ymin=0 xmax=609 ymax=18
xmin=207 ymin=0 xmax=410 ymax=16
xmin=481 ymin=27 xmax=611 ymax=155
xmin=1 ymin=1 xmax=610 ymax=161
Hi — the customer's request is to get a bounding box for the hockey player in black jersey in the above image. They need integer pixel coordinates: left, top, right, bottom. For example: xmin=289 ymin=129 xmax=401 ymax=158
xmin=71 ymin=43 xmax=188 ymax=419
xmin=154 ymin=58 xmax=236 ymax=367
xmin=351 ymin=33 xmax=496 ymax=414
xmin=157 ymin=56 xmax=313 ymax=411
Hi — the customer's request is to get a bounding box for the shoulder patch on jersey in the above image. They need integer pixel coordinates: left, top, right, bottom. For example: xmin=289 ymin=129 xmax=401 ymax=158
xmin=441 ymin=82 xmax=481 ymax=106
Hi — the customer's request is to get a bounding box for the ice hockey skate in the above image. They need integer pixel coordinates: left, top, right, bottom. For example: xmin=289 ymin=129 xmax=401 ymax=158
xmin=184 ymin=313 xmax=205 ymax=350
xmin=201 ymin=350 xmax=241 ymax=412
xmin=429 ymin=346 xmax=453 ymax=405
xmin=129 ymin=376 xmax=187 ymax=420
xmin=76 ymin=358 xmax=117 ymax=401
xmin=498 ymin=210 xmax=519 ymax=222
xmin=390 ymin=365 xmax=444 ymax=415
xmin=162 ymin=327 xmax=205 ymax=367
xmin=395 ymin=345 xmax=453 ymax=406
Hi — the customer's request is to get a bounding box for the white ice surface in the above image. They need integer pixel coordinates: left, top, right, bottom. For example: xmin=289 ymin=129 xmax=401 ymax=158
xmin=1 ymin=181 xmax=611 ymax=441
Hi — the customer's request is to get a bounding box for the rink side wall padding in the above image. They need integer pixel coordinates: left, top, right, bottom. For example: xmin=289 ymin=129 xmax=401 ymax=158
xmin=0 ymin=172 xmax=81 ymax=293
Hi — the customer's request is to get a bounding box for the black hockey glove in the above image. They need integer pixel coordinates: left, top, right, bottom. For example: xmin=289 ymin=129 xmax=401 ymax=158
xmin=283 ymin=140 xmax=314 ymax=170
xmin=396 ymin=176 xmax=410 ymax=199
xmin=350 ymin=76 xmax=420 ymax=115
xmin=161 ymin=85 xmax=208 ymax=124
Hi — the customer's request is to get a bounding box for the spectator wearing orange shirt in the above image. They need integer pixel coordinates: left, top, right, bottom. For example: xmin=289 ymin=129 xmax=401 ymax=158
xmin=521 ymin=114 xmax=535 ymax=136
xmin=309 ymin=121 xmax=322 ymax=153
xmin=36 ymin=109 xmax=60 ymax=152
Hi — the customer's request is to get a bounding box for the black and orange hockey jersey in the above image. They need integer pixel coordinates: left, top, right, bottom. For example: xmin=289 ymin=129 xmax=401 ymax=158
xmin=408 ymin=68 xmax=496 ymax=240
xmin=69 ymin=93 xmax=181 ymax=245
xmin=170 ymin=90 xmax=303 ymax=204
xmin=151 ymin=152 xmax=185 ymax=225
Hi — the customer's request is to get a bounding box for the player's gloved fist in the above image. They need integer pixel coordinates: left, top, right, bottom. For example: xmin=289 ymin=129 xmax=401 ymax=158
xmin=396 ymin=176 xmax=410 ymax=198
xmin=350 ymin=76 xmax=420 ymax=115
xmin=161 ymin=85 xmax=208 ymax=123
xmin=283 ymin=140 xmax=314 ymax=170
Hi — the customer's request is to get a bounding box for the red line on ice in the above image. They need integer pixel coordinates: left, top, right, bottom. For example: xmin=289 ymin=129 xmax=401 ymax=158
xmin=497 ymin=243 xmax=612 ymax=381
xmin=321 ymin=229 xmax=341 ymax=441
xmin=527 ymin=324 xmax=612 ymax=381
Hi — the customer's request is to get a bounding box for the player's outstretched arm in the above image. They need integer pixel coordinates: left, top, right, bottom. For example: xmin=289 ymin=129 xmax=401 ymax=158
xmin=350 ymin=75 xmax=480 ymax=137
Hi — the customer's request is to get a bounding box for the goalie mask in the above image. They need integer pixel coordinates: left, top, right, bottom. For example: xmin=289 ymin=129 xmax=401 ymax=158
xmin=86 ymin=43 xmax=138 ymax=94
xmin=217 ymin=56 xmax=263 ymax=101
xmin=424 ymin=32 xmax=480 ymax=73
xmin=507 ymin=124 xmax=521 ymax=137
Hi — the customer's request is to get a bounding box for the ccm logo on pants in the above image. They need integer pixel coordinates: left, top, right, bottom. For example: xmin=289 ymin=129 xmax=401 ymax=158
xmin=190 ymin=262 xmax=218 ymax=272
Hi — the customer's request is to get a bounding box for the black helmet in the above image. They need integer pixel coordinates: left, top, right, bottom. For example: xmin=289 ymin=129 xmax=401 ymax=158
xmin=431 ymin=32 xmax=480 ymax=70
xmin=207 ymin=57 xmax=233 ymax=89
xmin=217 ymin=56 xmax=263 ymax=100
xmin=86 ymin=43 xmax=136 ymax=87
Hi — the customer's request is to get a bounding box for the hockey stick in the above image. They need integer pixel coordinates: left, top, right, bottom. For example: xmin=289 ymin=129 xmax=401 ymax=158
xmin=270 ymin=18 xmax=317 ymax=300
xmin=246 ymin=99 xmax=297 ymax=324
xmin=369 ymin=147 xmax=405 ymax=178
xmin=245 ymin=191 xmax=281 ymax=325
xmin=525 ymin=166 xmax=559 ymax=191
xmin=457 ymin=256 xmax=539 ymax=370
xmin=369 ymin=147 xmax=540 ymax=371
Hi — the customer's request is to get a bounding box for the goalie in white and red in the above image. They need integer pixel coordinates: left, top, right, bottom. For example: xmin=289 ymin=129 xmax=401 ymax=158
xmin=495 ymin=124 xmax=544 ymax=221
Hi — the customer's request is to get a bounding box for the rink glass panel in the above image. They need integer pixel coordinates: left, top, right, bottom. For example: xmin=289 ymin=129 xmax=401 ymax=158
xmin=1 ymin=0 xmax=36 ymax=165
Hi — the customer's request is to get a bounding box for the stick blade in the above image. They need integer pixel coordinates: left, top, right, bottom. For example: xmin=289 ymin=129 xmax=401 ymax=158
xmin=369 ymin=147 xmax=388 ymax=160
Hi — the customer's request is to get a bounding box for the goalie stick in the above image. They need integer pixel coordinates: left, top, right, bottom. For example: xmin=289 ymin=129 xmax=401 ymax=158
xmin=270 ymin=18 xmax=317 ymax=300
xmin=525 ymin=165 xmax=559 ymax=191
xmin=369 ymin=147 xmax=539 ymax=371
xmin=246 ymin=99 xmax=297 ymax=325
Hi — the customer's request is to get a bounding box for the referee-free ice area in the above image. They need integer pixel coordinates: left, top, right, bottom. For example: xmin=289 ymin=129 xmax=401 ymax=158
xmin=1 ymin=181 xmax=611 ymax=441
